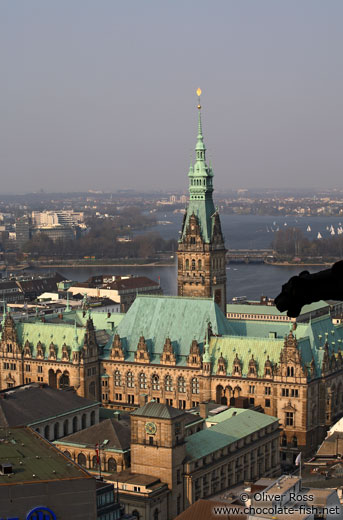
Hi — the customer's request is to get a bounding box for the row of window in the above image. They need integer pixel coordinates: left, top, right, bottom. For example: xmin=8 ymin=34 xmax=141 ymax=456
xmin=113 ymin=371 xmax=200 ymax=394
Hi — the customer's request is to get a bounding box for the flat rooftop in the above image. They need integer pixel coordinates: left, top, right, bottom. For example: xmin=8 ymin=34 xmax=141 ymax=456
xmin=0 ymin=427 xmax=91 ymax=484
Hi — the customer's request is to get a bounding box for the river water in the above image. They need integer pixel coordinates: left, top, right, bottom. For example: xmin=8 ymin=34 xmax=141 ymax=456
xmin=32 ymin=213 xmax=341 ymax=301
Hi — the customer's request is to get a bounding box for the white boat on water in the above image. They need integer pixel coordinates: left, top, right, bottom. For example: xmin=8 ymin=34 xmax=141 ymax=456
xmin=284 ymin=222 xmax=287 ymax=226
xmin=317 ymin=232 xmax=322 ymax=239
xmin=307 ymin=225 xmax=311 ymax=232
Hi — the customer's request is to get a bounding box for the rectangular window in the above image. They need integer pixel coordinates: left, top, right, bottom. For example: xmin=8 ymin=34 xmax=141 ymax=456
xmin=166 ymin=398 xmax=173 ymax=406
xmin=128 ymin=395 xmax=134 ymax=404
xmin=25 ymin=377 xmax=31 ymax=384
xmin=265 ymin=387 xmax=271 ymax=395
xmin=249 ymin=397 xmax=255 ymax=405
xmin=282 ymin=388 xmax=289 ymax=397
xmin=179 ymin=400 xmax=186 ymax=409
xmin=265 ymin=399 xmax=271 ymax=408
xmin=286 ymin=412 xmax=294 ymax=426
xmin=37 ymin=376 xmax=44 ymax=382
xmin=291 ymin=389 xmax=299 ymax=397
xmin=92 ymin=367 xmax=96 ymax=375
xmin=25 ymin=364 xmax=31 ymax=372
xmin=37 ymin=366 xmax=43 ymax=373
xmin=87 ymin=368 xmax=91 ymax=376
xmin=3 ymin=362 xmax=9 ymax=370
xmin=249 ymin=385 xmax=255 ymax=394
xmin=102 ymin=393 xmax=108 ymax=401
xmin=10 ymin=363 xmax=16 ymax=370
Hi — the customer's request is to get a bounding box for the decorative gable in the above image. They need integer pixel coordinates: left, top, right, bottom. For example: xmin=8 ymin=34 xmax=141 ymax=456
xmin=24 ymin=340 xmax=32 ymax=358
xmin=248 ymin=355 xmax=257 ymax=377
xmin=36 ymin=341 xmax=44 ymax=359
xmin=160 ymin=337 xmax=176 ymax=365
xmin=217 ymin=353 xmax=226 ymax=375
xmin=110 ymin=334 xmax=125 ymax=361
xmin=134 ymin=335 xmax=150 ymax=363
xmin=232 ymin=353 xmax=242 ymax=376
xmin=49 ymin=342 xmax=57 ymax=360
xmin=187 ymin=339 xmax=201 ymax=367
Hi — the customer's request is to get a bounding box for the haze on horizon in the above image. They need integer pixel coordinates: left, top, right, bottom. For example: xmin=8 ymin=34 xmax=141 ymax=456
xmin=1 ymin=0 xmax=343 ymax=195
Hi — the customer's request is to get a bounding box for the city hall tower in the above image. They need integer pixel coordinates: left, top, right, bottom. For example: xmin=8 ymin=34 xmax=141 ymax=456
xmin=177 ymin=90 xmax=227 ymax=313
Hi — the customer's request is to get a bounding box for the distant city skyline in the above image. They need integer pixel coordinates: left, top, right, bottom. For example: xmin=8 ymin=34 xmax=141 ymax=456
xmin=1 ymin=0 xmax=343 ymax=194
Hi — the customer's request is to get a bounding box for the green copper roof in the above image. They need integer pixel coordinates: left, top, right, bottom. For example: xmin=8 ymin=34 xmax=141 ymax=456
xmin=206 ymin=407 xmax=247 ymax=424
xmin=17 ymin=321 xmax=86 ymax=358
xmin=226 ymin=301 xmax=329 ymax=317
xmin=186 ymin=409 xmax=278 ymax=461
xmin=105 ymin=295 xmax=233 ymax=363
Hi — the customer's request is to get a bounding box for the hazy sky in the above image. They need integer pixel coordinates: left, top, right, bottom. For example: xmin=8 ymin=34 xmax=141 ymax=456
xmin=1 ymin=1 xmax=343 ymax=194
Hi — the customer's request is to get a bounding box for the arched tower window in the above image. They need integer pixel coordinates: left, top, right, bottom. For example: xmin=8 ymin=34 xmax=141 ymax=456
xmin=152 ymin=374 xmax=160 ymax=391
xmin=139 ymin=372 xmax=147 ymax=389
xmin=114 ymin=370 xmax=122 ymax=386
xmin=165 ymin=375 xmax=173 ymax=392
xmin=178 ymin=376 xmax=186 ymax=393
xmin=191 ymin=377 xmax=199 ymax=394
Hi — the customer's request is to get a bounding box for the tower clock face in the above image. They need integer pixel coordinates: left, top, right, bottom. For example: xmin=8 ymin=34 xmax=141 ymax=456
xmin=145 ymin=421 xmax=157 ymax=435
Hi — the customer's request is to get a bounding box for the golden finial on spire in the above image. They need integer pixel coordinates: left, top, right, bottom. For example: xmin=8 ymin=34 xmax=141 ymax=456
xmin=197 ymin=87 xmax=202 ymax=109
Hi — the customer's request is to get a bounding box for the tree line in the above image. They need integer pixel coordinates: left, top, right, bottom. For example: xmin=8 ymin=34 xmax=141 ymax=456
xmin=272 ymin=228 xmax=343 ymax=259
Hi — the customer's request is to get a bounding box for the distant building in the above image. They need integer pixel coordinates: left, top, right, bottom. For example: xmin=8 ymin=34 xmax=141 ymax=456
xmin=15 ymin=215 xmax=31 ymax=249
xmin=69 ymin=275 xmax=162 ymax=312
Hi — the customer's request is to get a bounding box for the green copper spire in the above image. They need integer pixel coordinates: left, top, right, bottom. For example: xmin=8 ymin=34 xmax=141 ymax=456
xmin=181 ymin=88 xmax=215 ymax=243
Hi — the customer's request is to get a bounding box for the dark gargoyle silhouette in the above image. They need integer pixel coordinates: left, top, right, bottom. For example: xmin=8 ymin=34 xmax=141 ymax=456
xmin=275 ymin=260 xmax=343 ymax=318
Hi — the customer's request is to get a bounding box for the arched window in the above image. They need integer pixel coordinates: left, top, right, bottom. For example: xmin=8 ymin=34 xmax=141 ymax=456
xmin=107 ymin=457 xmax=117 ymax=472
xmin=292 ymin=435 xmax=298 ymax=448
xmin=81 ymin=413 xmax=87 ymax=429
xmin=191 ymin=259 xmax=196 ymax=270
xmin=153 ymin=508 xmax=159 ymax=520
xmin=44 ymin=425 xmax=50 ymax=439
xmin=63 ymin=419 xmax=69 ymax=436
xmin=114 ymin=370 xmax=122 ymax=387
xmin=90 ymin=410 xmax=96 ymax=425
xmin=281 ymin=435 xmax=287 ymax=447
xmin=92 ymin=455 xmax=99 ymax=469
xmin=191 ymin=377 xmax=199 ymax=394
xmin=132 ymin=511 xmax=140 ymax=519
xmin=139 ymin=372 xmax=147 ymax=389
xmin=198 ymin=259 xmax=202 ymax=270
xmin=6 ymin=344 xmax=12 ymax=353
xmin=77 ymin=453 xmax=87 ymax=467
xmin=72 ymin=416 xmax=78 ymax=433
xmin=63 ymin=451 xmax=71 ymax=458
xmin=287 ymin=366 xmax=294 ymax=377
xmin=152 ymin=374 xmax=160 ymax=391
xmin=178 ymin=376 xmax=186 ymax=393
xmin=185 ymin=259 xmax=189 ymax=270
xmin=126 ymin=371 xmax=134 ymax=388
xmin=165 ymin=375 xmax=173 ymax=392
xmin=59 ymin=371 xmax=70 ymax=388
xmin=54 ymin=422 xmax=60 ymax=440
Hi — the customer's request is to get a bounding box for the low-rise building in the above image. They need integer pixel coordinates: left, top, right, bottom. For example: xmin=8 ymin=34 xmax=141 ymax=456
xmin=54 ymin=416 xmax=131 ymax=476
xmin=0 ymin=426 xmax=97 ymax=520
xmin=0 ymin=383 xmax=100 ymax=441
xmin=109 ymin=401 xmax=280 ymax=520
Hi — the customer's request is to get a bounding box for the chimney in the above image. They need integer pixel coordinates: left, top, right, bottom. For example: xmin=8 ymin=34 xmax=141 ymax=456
xmin=139 ymin=394 xmax=148 ymax=407
xmin=199 ymin=402 xmax=209 ymax=419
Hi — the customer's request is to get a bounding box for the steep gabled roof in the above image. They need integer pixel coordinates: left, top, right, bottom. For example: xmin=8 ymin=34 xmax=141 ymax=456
xmin=131 ymin=401 xmax=186 ymax=420
xmin=58 ymin=418 xmax=130 ymax=451
xmin=110 ymin=295 xmax=233 ymax=363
